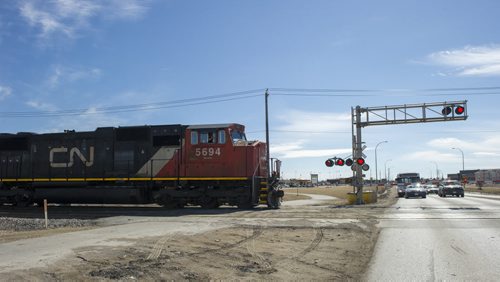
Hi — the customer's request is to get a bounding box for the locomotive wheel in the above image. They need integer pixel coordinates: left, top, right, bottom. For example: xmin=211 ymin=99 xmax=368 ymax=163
xmin=237 ymin=201 xmax=253 ymax=209
xmin=200 ymin=197 xmax=219 ymax=209
xmin=267 ymin=191 xmax=282 ymax=209
xmin=14 ymin=193 xmax=33 ymax=207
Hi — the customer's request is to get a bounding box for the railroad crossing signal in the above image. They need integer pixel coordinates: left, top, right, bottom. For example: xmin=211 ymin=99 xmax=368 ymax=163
xmin=325 ymin=157 xmax=369 ymax=171
xmin=349 ymin=100 xmax=468 ymax=205
xmin=354 ymin=100 xmax=468 ymax=127
xmin=442 ymin=105 xmax=465 ymax=116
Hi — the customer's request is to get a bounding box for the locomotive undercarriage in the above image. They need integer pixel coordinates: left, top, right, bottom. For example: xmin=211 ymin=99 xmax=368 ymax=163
xmin=0 ymin=178 xmax=281 ymax=209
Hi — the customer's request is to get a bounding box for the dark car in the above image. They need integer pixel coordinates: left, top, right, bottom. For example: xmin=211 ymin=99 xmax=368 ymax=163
xmin=397 ymin=185 xmax=407 ymax=197
xmin=438 ymin=180 xmax=464 ymax=197
xmin=404 ymin=184 xmax=427 ymax=199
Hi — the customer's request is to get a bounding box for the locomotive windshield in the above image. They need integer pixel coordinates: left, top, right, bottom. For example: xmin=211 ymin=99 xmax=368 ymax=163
xmin=231 ymin=129 xmax=246 ymax=143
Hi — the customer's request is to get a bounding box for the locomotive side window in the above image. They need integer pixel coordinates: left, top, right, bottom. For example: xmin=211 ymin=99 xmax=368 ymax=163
xmin=200 ymin=131 xmax=216 ymax=144
xmin=218 ymin=130 xmax=226 ymax=144
xmin=191 ymin=131 xmax=198 ymax=145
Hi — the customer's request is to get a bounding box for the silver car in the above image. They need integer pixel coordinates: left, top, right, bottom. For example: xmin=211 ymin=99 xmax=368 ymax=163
xmin=405 ymin=183 xmax=427 ymax=199
xmin=425 ymin=184 xmax=439 ymax=194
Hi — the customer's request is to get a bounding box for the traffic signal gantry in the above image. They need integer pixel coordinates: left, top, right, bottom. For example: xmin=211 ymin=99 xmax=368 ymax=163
xmin=344 ymin=100 xmax=468 ymax=205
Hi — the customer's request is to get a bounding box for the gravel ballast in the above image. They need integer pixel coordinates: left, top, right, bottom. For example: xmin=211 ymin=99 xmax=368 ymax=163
xmin=0 ymin=217 xmax=96 ymax=231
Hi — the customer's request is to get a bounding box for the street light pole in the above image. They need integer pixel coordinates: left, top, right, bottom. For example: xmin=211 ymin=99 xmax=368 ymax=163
xmin=452 ymin=147 xmax=465 ymax=172
xmin=431 ymin=161 xmax=439 ymax=180
xmin=384 ymin=159 xmax=392 ymax=183
xmin=375 ymin=141 xmax=388 ymax=184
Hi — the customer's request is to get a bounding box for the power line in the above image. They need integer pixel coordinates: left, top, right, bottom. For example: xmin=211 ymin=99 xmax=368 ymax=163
xmin=270 ymin=91 xmax=500 ymax=97
xmin=247 ymin=129 xmax=500 ymax=134
xmin=2 ymin=85 xmax=499 ymax=118
xmin=0 ymin=89 xmax=265 ymax=118
xmin=268 ymin=86 xmax=500 ymax=92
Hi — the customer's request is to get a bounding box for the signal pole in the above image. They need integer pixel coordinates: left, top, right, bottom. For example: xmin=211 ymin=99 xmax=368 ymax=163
xmin=265 ymin=89 xmax=270 ymax=180
xmin=353 ymin=106 xmax=364 ymax=204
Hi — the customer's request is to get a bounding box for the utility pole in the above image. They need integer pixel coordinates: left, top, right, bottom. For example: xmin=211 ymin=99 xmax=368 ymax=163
xmin=452 ymin=147 xmax=465 ymax=172
xmin=375 ymin=141 xmax=388 ymax=184
xmin=265 ymin=89 xmax=270 ymax=180
xmin=353 ymin=106 xmax=364 ymax=204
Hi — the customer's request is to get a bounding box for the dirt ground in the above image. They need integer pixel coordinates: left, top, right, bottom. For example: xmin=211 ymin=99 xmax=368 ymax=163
xmin=1 ymin=186 xmax=398 ymax=280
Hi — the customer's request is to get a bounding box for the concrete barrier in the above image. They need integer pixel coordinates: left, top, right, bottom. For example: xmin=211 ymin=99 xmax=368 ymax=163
xmin=347 ymin=190 xmax=378 ymax=204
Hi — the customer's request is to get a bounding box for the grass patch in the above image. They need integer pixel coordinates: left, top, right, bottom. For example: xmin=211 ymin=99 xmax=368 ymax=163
xmin=283 ymin=186 xmax=356 ymax=200
xmin=464 ymin=185 xmax=500 ymax=195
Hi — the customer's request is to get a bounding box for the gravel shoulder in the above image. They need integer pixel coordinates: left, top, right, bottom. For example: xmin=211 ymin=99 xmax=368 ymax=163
xmin=0 ymin=186 xmax=398 ymax=280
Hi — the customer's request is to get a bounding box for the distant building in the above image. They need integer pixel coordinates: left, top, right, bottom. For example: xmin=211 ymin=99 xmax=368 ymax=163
xmin=475 ymin=169 xmax=500 ymax=184
xmin=310 ymin=174 xmax=319 ymax=185
xmin=459 ymin=169 xmax=479 ymax=182
xmin=447 ymin=173 xmax=459 ymax=181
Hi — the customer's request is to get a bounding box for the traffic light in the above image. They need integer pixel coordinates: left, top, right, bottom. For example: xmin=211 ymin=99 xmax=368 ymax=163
xmin=442 ymin=105 xmax=465 ymax=116
xmin=336 ymin=158 xmax=345 ymax=166
xmin=325 ymin=159 xmax=334 ymax=167
xmin=356 ymin=158 xmax=365 ymax=165
xmin=345 ymin=158 xmax=353 ymax=166
xmin=442 ymin=106 xmax=452 ymax=115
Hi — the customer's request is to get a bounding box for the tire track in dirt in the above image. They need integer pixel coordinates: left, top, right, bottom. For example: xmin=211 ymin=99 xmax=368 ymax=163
xmin=147 ymin=236 xmax=172 ymax=260
xmin=245 ymin=225 xmax=273 ymax=271
xmin=144 ymin=225 xmax=264 ymax=261
xmin=297 ymin=226 xmax=324 ymax=257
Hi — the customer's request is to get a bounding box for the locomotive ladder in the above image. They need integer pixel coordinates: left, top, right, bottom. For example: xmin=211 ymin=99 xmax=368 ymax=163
xmin=258 ymin=180 xmax=268 ymax=205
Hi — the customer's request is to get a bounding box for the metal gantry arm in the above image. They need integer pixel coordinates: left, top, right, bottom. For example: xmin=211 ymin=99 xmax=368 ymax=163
xmin=356 ymin=101 xmax=468 ymax=127
xmin=351 ymin=100 xmax=468 ymax=204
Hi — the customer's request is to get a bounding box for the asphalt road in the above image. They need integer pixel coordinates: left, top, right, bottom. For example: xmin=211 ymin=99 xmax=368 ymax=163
xmin=364 ymin=193 xmax=500 ymax=281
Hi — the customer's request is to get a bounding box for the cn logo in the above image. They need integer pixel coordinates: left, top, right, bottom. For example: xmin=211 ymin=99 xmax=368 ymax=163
xmin=49 ymin=146 xmax=94 ymax=168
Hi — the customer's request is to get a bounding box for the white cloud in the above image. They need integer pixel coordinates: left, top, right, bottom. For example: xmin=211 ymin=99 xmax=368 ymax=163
xmin=270 ymin=110 xmax=352 ymax=159
xmin=47 ymin=65 xmax=102 ymax=88
xmin=401 ymin=135 xmax=500 ymax=171
xmin=277 ymin=110 xmax=351 ymax=132
xmin=271 ymin=140 xmax=351 ymax=159
xmin=0 ymin=85 xmax=12 ymax=100
xmin=403 ymin=150 xmax=457 ymax=163
xmin=26 ymin=100 xmax=58 ymax=111
xmin=104 ymin=0 xmax=149 ymax=20
xmin=426 ymin=136 xmax=500 ymax=154
xmin=19 ymin=0 xmax=149 ymax=40
xmin=427 ymin=45 xmax=500 ymax=77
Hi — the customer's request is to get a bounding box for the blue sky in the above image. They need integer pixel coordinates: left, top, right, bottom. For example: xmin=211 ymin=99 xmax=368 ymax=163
xmin=1 ymin=0 xmax=500 ymax=180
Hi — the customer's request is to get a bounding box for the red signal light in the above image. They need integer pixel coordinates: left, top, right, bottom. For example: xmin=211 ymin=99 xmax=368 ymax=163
xmin=325 ymin=159 xmax=334 ymax=167
xmin=336 ymin=158 xmax=345 ymax=166
xmin=345 ymin=158 xmax=353 ymax=166
xmin=455 ymin=106 xmax=465 ymax=115
xmin=356 ymin=158 xmax=365 ymax=165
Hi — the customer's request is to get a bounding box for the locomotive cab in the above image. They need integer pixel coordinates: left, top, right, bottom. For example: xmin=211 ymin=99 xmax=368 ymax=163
xmin=184 ymin=124 xmax=267 ymax=179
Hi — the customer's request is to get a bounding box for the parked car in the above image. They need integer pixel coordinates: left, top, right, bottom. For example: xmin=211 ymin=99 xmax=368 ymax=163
xmin=405 ymin=183 xmax=427 ymax=199
xmin=425 ymin=184 xmax=439 ymax=194
xmin=438 ymin=180 xmax=464 ymax=197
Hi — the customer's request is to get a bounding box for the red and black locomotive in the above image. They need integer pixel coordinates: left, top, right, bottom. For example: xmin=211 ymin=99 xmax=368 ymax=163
xmin=0 ymin=123 xmax=282 ymax=208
